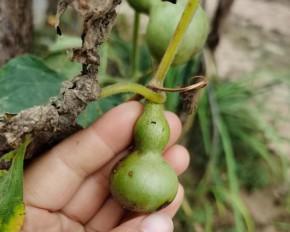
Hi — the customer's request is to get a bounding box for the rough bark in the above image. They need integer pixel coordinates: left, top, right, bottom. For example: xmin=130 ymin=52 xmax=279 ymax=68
xmin=0 ymin=0 xmax=33 ymax=66
xmin=0 ymin=0 xmax=122 ymax=168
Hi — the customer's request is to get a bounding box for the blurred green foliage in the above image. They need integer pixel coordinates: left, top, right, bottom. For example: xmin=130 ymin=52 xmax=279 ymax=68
xmin=0 ymin=55 xmax=65 ymax=114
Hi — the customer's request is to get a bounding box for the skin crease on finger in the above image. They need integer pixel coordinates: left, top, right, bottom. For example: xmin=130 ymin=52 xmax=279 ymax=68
xmin=22 ymin=101 xmax=189 ymax=232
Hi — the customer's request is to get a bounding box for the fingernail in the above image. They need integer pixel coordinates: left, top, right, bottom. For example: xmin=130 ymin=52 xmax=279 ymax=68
xmin=141 ymin=213 xmax=173 ymax=232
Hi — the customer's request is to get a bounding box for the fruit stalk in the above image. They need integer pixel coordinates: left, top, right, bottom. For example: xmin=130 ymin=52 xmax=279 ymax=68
xmin=100 ymin=83 xmax=165 ymax=103
xmin=150 ymin=0 xmax=200 ymax=88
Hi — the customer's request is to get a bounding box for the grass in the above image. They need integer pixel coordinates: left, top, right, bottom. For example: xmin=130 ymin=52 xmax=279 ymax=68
xmin=176 ymin=74 xmax=289 ymax=231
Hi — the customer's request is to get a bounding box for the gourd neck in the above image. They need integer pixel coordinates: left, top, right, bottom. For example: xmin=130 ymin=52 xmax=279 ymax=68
xmin=134 ymin=102 xmax=170 ymax=153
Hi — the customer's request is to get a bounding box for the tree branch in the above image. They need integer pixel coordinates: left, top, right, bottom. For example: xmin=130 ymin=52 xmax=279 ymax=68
xmin=0 ymin=0 xmax=122 ymax=166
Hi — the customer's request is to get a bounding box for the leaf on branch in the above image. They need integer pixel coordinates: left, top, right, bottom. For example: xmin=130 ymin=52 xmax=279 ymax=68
xmin=0 ymin=138 xmax=31 ymax=232
xmin=0 ymin=0 xmax=120 ymax=163
xmin=0 ymin=55 xmax=65 ymax=115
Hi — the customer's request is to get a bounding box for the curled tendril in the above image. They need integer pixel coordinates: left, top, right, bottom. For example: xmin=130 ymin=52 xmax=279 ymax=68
xmin=149 ymin=76 xmax=207 ymax=93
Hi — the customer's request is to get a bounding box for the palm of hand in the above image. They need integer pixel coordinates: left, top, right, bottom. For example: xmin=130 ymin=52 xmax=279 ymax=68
xmin=21 ymin=102 xmax=189 ymax=232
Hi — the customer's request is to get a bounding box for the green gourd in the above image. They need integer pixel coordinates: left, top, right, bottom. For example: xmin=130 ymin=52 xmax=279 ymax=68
xmin=146 ymin=0 xmax=209 ymax=65
xmin=110 ymin=102 xmax=178 ymax=213
xmin=126 ymin=0 xmax=154 ymax=14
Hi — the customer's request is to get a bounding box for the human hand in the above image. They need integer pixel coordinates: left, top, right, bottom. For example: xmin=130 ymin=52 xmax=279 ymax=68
xmin=22 ymin=101 xmax=190 ymax=232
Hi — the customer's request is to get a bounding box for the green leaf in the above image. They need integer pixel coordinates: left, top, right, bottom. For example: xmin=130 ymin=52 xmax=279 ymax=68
xmin=107 ymin=33 xmax=131 ymax=78
xmin=0 ymin=139 xmax=30 ymax=232
xmin=44 ymin=52 xmax=81 ymax=79
xmin=0 ymin=55 xmax=65 ymax=114
xmin=77 ymin=96 xmax=124 ymax=128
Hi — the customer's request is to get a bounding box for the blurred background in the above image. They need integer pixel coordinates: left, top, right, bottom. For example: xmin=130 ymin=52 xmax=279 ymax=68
xmin=0 ymin=0 xmax=289 ymax=231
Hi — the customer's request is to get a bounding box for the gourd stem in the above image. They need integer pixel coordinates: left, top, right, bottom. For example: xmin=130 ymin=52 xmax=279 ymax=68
xmin=100 ymin=83 xmax=165 ymax=104
xmin=132 ymin=12 xmax=141 ymax=80
xmin=150 ymin=0 xmax=200 ymax=88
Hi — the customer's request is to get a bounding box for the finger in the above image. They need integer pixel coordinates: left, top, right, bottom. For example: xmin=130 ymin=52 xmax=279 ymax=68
xmin=85 ymin=198 xmax=124 ymax=232
xmin=138 ymin=213 xmax=174 ymax=232
xmin=24 ymin=101 xmax=182 ymax=211
xmin=87 ymin=184 xmax=184 ymax=232
xmin=24 ymin=101 xmax=143 ymax=210
xmin=160 ymin=184 xmax=184 ymax=217
xmin=109 ymin=213 xmax=174 ymax=232
xmin=109 ymin=185 xmax=184 ymax=232
xmin=22 ymin=206 xmax=84 ymax=232
xmin=164 ymin=145 xmax=190 ymax=175
xmin=61 ymin=143 xmax=187 ymax=223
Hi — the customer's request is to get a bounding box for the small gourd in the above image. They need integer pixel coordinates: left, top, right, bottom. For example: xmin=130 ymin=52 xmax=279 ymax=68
xmin=146 ymin=0 xmax=209 ymax=65
xmin=110 ymin=102 xmax=178 ymax=213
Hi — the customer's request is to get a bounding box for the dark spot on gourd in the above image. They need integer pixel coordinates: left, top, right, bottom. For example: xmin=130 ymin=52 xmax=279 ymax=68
xmin=151 ymin=121 xmax=157 ymax=124
xmin=157 ymin=200 xmax=172 ymax=210
xmin=128 ymin=171 xmax=134 ymax=177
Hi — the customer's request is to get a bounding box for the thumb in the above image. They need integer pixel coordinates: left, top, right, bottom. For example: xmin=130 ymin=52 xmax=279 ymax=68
xmin=111 ymin=212 xmax=174 ymax=232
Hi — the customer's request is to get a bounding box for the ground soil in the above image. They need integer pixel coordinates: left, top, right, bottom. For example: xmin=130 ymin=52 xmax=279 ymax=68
xmin=211 ymin=1 xmax=290 ymax=231
xmin=214 ymin=0 xmax=290 ymax=155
